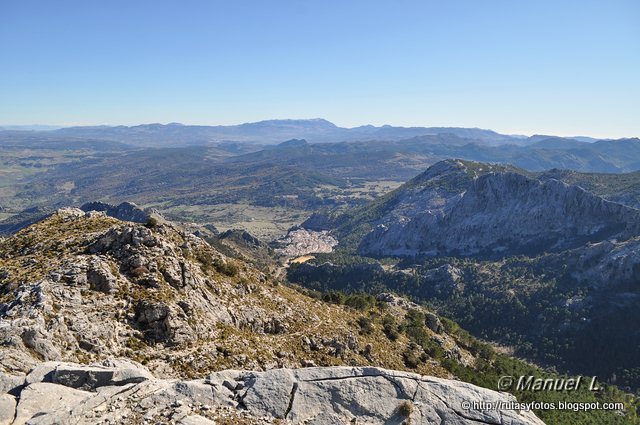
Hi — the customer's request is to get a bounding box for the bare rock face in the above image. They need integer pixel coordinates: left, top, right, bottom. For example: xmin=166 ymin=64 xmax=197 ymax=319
xmin=1 ymin=363 xmax=543 ymax=425
xmin=219 ymin=229 xmax=263 ymax=247
xmin=424 ymin=264 xmax=463 ymax=293
xmin=571 ymin=237 xmax=640 ymax=286
xmin=0 ymin=373 xmax=23 ymax=395
xmin=86 ymin=257 xmax=117 ymax=293
xmin=236 ymin=367 xmax=545 ymax=424
xmin=14 ymin=383 xmax=89 ymax=425
xmin=134 ymin=301 xmax=172 ymax=342
xmin=425 ymin=311 xmax=444 ymax=334
xmin=358 ymin=161 xmax=640 ymax=258
xmin=0 ymin=394 xmax=16 ymax=425
xmin=24 ymin=360 xmax=153 ymax=390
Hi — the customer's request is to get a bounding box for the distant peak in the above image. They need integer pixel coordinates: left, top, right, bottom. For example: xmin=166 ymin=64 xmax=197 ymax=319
xmin=408 ymin=159 xmax=469 ymax=185
xmin=307 ymin=118 xmax=335 ymax=124
xmin=411 ymin=159 xmax=523 ymax=186
xmin=277 ymin=138 xmax=309 ymax=148
xmin=427 ymin=158 xmax=470 ymax=173
xmin=245 ymin=118 xmax=337 ymax=127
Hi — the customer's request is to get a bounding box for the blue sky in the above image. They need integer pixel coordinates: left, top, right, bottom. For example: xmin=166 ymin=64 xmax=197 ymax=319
xmin=0 ymin=0 xmax=638 ymax=138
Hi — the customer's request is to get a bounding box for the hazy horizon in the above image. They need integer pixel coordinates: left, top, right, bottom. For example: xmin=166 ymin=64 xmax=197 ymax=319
xmin=0 ymin=118 xmax=632 ymax=140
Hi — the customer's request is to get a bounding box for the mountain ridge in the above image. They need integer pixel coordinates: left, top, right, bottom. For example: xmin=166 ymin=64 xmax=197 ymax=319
xmin=0 ymin=119 xmax=551 ymax=146
xmin=311 ymin=159 xmax=640 ymax=258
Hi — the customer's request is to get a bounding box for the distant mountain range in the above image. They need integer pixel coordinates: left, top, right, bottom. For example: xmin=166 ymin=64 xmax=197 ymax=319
xmin=0 ymin=118 xmax=604 ymax=147
xmin=2 ymin=119 xmax=638 ymax=175
xmin=0 ymin=125 xmax=62 ymax=131
xmin=238 ymin=135 xmax=640 ymax=174
xmin=2 ymin=133 xmax=640 ymax=231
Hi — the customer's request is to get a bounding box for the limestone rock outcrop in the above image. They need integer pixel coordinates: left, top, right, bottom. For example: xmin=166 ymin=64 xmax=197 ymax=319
xmin=0 ymin=363 xmax=544 ymax=425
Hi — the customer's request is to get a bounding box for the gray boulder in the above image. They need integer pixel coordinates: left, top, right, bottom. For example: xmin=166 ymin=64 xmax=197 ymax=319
xmin=86 ymin=257 xmax=117 ymax=293
xmin=0 ymin=394 xmax=16 ymax=425
xmin=0 ymin=372 xmax=24 ymax=394
xmin=13 ymin=382 xmax=89 ymax=425
xmin=26 ymin=360 xmax=153 ymax=390
xmin=425 ymin=311 xmax=444 ymax=334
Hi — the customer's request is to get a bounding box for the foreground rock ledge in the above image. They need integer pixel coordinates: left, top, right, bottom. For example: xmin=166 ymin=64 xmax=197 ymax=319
xmin=0 ymin=361 xmax=544 ymax=425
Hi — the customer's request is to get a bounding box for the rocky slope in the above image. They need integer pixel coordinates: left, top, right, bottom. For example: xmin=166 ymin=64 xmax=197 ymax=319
xmin=0 ymin=207 xmax=546 ymax=423
xmin=0 ymin=208 xmax=419 ymax=376
xmin=565 ymin=236 xmax=640 ymax=286
xmin=321 ymin=159 xmax=640 ymax=258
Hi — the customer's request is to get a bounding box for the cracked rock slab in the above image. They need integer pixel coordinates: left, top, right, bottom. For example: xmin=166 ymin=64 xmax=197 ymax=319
xmin=6 ymin=363 xmax=543 ymax=425
xmin=14 ymin=382 xmax=90 ymax=425
xmin=213 ymin=366 xmax=545 ymax=425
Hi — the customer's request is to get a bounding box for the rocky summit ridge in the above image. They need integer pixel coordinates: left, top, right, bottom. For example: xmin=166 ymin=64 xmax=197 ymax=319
xmin=0 ymin=207 xmax=543 ymax=424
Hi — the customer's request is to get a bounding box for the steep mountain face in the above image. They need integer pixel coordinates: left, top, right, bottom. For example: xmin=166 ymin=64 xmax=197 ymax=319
xmin=306 ymin=160 xmax=521 ymax=250
xmin=568 ymin=236 xmax=640 ymax=286
xmin=537 ymin=169 xmax=640 ymax=209
xmin=345 ymin=160 xmax=640 ymax=257
xmin=272 ymin=227 xmax=338 ymax=258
